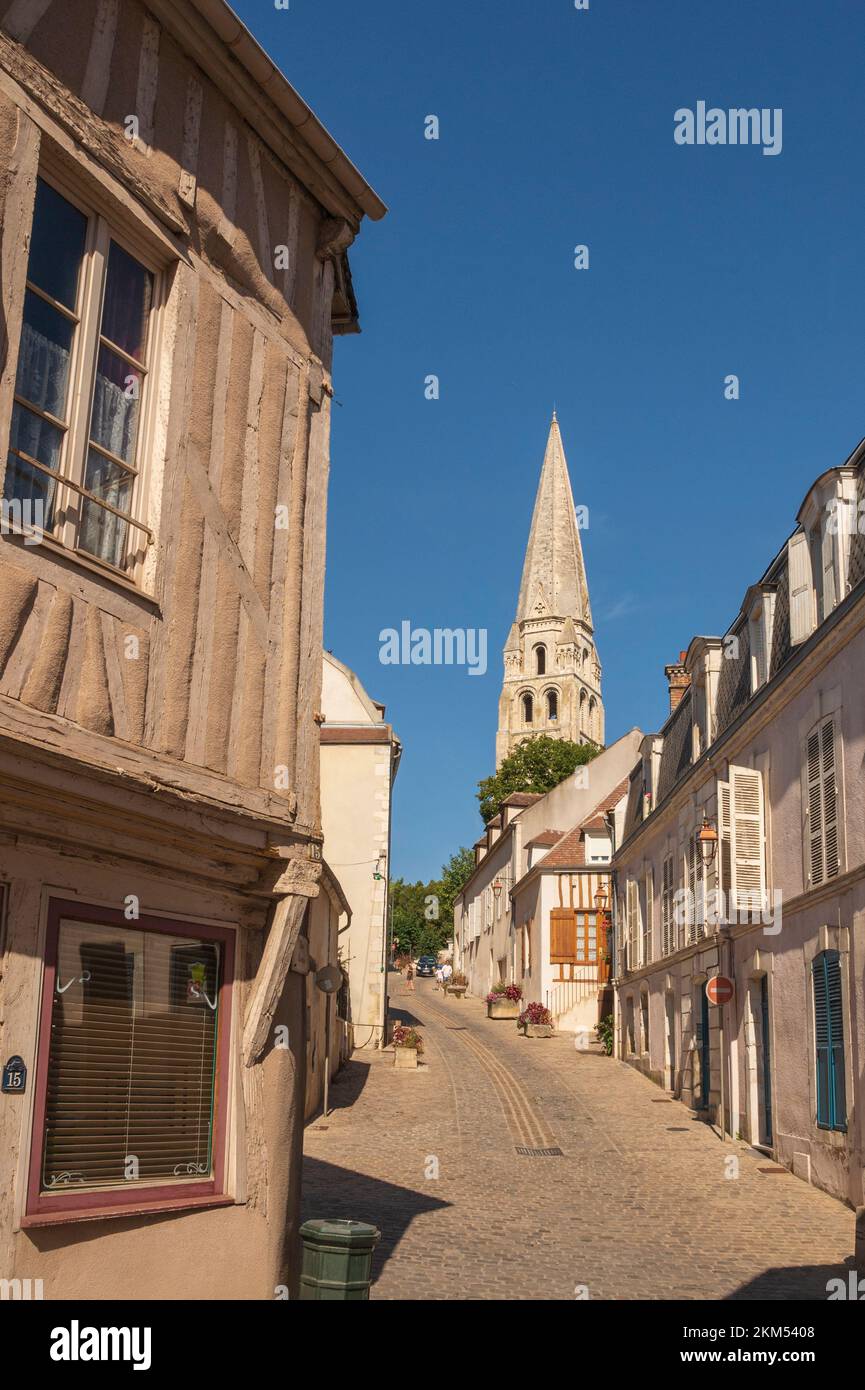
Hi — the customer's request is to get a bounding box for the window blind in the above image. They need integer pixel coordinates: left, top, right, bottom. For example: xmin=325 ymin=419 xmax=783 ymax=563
xmin=42 ymin=920 xmax=221 ymax=1193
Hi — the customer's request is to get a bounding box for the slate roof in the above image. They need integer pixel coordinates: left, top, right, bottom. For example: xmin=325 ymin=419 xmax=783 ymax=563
xmin=656 ymin=688 xmax=693 ymax=803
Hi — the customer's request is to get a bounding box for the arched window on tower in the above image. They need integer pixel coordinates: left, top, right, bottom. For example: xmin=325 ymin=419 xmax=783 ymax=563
xmin=534 ymin=644 xmax=546 ymax=675
xmin=582 ymin=647 xmax=589 ymax=668
xmin=589 ymin=696 xmax=597 ymax=740
xmin=522 ymin=694 xmax=534 ymax=726
xmin=579 ymin=687 xmax=588 ymax=735
xmin=547 ymin=690 xmax=558 ymax=722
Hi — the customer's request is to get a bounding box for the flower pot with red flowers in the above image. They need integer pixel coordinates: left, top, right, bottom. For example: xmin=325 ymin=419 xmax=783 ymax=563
xmin=486 ymin=982 xmax=523 ymax=1019
xmin=392 ymin=1024 xmax=424 ymax=1068
xmin=518 ymin=1002 xmax=554 ymax=1038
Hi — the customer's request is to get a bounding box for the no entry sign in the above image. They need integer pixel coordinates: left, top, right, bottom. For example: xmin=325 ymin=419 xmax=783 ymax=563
xmin=706 ymin=975 xmax=734 ymax=1006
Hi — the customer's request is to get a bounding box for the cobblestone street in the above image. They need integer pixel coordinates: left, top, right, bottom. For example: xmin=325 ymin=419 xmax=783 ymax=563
xmin=301 ymin=978 xmax=857 ymax=1300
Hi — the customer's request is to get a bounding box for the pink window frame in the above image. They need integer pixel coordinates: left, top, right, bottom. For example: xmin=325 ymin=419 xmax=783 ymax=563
xmin=25 ymin=898 xmax=235 ymax=1223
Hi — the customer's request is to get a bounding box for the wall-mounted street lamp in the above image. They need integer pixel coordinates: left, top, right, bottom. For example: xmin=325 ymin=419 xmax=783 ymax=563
xmin=593 ymin=886 xmax=609 ymax=914
xmin=697 ymin=814 xmax=719 ymax=868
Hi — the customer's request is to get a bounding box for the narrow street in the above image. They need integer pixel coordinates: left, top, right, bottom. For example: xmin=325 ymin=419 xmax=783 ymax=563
xmin=301 ymin=977 xmax=856 ymax=1300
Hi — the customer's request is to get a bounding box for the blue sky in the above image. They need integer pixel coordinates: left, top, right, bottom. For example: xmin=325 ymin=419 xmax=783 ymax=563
xmin=234 ymin=0 xmax=865 ymax=883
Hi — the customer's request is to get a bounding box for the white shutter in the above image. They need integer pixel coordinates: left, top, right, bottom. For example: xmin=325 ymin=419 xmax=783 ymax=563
xmin=788 ymin=532 xmax=816 ymax=644
xmin=822 ymin=525 xmax=837 ymax=618
xmin=643 ymin=869 xmax=653 ymax=966
xmin=805 ymin=726 xmax=823 ymax=886
xmin=687 ymin=831 xmax=698 ymax=943
xmin=730 ymin=765 xmax=766 ymax=912
xmin=717 ymin=780 xmax=732 ymax=900
xmin=661 ymin=854 xmax=672 ymax=956
xmin=822 ymin=718 xmax=840 ymax=879
xmin=750 ymin=612 xmax=765 ymax=690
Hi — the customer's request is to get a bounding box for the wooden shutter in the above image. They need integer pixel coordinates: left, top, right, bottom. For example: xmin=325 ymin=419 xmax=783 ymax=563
xmin=822 ymin=524 xmax=837 ymax=617
xmin=805 ymin=726 xmax=824 ymax=886
xmin=729 ymin=765 xmax=766 ymax=912
xmin=662 ymin=853 xmax=676 ymax=956
xmin=804 ymin=717 xmax=840 ymax=887
xmin=717 ymin=780 xmax=732 ymax=897
xmin=812 ymin=951 xmax=847 ymax=1131
xmin=821 ymin=718 xmax=840 ymax=880
xmin=643 ymin=869 xmax=653 ymax=966
xmin=687 ymin=831 xmax=698 ymax=942
xmin=42 ymin=919 xmax=222 ymax=1193
xmin=550 ymin=909 xmax=577 ymax=965
xmin=788 ymin=532 xmax=815 ymax=644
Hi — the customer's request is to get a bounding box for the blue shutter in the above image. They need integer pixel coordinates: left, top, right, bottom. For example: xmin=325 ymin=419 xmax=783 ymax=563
xmin=812 ymin=951 xmax=847 ymax=1132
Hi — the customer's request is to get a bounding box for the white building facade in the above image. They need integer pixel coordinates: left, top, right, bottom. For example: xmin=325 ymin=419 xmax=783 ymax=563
xmin=613 ymin=444 xmax=865 ymax=1210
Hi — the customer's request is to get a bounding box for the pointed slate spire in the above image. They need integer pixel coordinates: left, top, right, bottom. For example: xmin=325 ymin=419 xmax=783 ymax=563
xmin=515 ymin=413 xmax=591 ymax=625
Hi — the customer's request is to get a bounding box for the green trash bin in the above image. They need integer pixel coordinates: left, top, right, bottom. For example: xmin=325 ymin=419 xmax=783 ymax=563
xmin=299 ymin=1219 xmax=381 ymax=1300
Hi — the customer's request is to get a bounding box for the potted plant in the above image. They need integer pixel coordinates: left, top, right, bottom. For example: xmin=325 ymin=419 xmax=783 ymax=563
xmin=447 ymin=972 xmax=468 ymax=998
xmin=518 ymin=1002 xmax=554 ymax=1038
xmin=392 ymin=1023 xmax=424 ymax=1069
xmin=486 ymin=982 xmax=523 ymax=1019
xmin=596 ymin=1014 xmax=614 ymax=1056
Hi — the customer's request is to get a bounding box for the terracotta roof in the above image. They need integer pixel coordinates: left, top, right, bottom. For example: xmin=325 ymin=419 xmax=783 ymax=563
xmin=525 ymin=830 xmax=563 ymax=849
xmin=500 ymin=792 xmax=544 ymax=807
xmin=538 ymin=776 xmax=631 ymax=870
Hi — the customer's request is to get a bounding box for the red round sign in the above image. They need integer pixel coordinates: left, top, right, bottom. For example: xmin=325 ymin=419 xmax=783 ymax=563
xmin=706 ymin=975 xmax=734 ymax=1006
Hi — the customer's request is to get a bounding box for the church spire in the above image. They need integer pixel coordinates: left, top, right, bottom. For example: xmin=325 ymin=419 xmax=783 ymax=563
xmin=496 ymin=413 xmax=603 ymax=767
xmin=515 ymin=412 xmax=591 ymax=626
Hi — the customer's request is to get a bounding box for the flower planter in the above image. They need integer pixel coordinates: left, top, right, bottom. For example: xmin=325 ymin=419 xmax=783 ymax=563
xmin=394 ymin=1046 xmax=419 ymax=1069
xmin=487 ymin=999 xmax=520 ymax=1020
xmin=521 ymin=1023 xmax=553 ymax=1038
xmin=448 ymin=986 xmax=467 ymax=998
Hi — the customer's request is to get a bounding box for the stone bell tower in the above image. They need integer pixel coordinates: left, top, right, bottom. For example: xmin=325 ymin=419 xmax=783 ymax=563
xmin=496 ymin=413 xmax=604 ymax=767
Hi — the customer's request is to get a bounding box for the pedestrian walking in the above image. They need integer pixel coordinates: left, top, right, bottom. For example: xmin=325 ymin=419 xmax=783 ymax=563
xmin=405 ymin=961 xmax=414 ymax=993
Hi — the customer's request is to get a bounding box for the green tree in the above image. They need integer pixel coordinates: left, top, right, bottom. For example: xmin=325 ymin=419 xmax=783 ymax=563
xmin=477 ymin=735 xmax=600 ymax=824
xmin=389 ymin=847 xmax=475 ymax=961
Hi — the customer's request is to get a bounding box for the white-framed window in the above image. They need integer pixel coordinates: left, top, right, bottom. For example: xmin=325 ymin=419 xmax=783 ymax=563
xmin=3 ymin=173 xmax=162 ymax=577
xmin=804 ymin=716 xmax=840 ymax=888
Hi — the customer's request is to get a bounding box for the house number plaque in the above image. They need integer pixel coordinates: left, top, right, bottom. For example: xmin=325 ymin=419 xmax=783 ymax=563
xmin=2 ymin=1055 xmax=27 ymax=1093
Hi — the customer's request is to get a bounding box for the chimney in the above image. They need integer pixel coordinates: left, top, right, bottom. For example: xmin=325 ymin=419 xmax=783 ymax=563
xmin=665 ymin=650 xmax=690 ymax=713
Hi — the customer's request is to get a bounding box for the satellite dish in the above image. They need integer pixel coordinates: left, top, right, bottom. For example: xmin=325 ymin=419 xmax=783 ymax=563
xmin=315 ymin=964 xmax=343 ymax=994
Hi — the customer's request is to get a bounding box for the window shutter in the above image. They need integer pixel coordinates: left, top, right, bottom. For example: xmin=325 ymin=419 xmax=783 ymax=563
xmin=550 ymin=909 xmax=577 ymax=965
xmin=687 ymin=831 xmax=698 ymax=942
xmin=643 ymin=870 xmax=653 ymax=966
xmin=821 ymin=718 xmax=840 ymax=880
xmin=812 ymin=955 xmax=830 ymax=1127
xmin=805 ymin=727 xmax=824 ymax=887
xmin=729 ymin=765 xmax=766 ymax=912
xmin=812 ymin=951 xmax=846 ymax=1131
xmin=822 ymin=524 xmax=837 ymax=618
xmin=717 ymin=780 xmax=731 ymax=899
xmin=788 ymin=532 xmax=816 ymax=644
xmin=664 ymin=856 xmax=678 ymax=956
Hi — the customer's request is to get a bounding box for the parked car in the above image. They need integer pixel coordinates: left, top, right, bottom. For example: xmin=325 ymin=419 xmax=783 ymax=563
xmin=416 ymin=956 xmax=437 ymax=977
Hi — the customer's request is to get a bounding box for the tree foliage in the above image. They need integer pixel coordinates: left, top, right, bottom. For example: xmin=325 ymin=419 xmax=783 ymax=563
xmin=389 ymin=846 xmax=475 ymax=960
xmin=477 ymin=735 xmax=600 ymax=824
